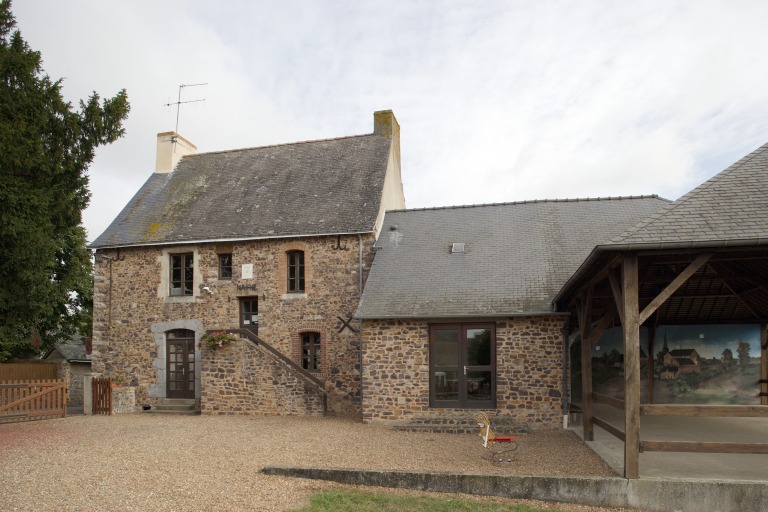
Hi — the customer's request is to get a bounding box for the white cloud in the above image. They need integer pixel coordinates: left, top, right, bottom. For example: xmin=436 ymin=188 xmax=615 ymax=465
xmin=11 ymin=0 xmax=768 ymax=239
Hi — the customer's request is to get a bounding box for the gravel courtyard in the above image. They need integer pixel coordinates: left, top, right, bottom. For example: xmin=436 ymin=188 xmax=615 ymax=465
xmin=0 ymin=414 xmax=639 ymax=511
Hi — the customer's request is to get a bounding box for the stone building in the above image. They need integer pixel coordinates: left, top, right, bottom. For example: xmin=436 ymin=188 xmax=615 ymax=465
xmin=43 ymin=341 xmax=91 ymax=407
xmin=89 ymin=110 xmax=405 ymax=415
xmin=354 ymin=197 xmax=668 ymax=428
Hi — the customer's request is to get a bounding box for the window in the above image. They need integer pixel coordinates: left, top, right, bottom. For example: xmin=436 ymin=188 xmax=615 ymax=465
xmin=287 ymin=250 xmax=305 ymax=293
xmin=240 ymin=298 xmax=258 ymax=334
xmin=170 ymin=253 xmax=194 ymax=296
xmin=301 ymin=332 xmax=321 ymax=371
xmin=219 ymin=253 xmax=233 ymax=280
xmin=430 ymin=324 xmax=495 ymax=408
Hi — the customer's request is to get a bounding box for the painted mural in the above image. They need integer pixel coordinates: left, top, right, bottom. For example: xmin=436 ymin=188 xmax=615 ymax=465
xmin=578 ymin=324 xmax=763 ymax=404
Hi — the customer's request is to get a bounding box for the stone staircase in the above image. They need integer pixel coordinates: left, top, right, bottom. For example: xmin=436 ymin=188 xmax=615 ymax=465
xmin=394 ymin=415 xmax=530 ymax=434
xmin=144 ymin=398 xmax=200 ymax=415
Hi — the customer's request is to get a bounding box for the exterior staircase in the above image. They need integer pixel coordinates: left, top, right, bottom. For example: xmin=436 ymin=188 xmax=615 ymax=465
xmin=144 ymin=398 xmax=200 ymax=415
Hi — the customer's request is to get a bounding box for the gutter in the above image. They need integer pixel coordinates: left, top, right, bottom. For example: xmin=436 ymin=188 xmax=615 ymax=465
xmin=354 ymin=311 xmax=571 ymax=321
xmin=89 ymin=229 xmax=375 ymax=251
xmin=553 ymin=237 xmax=768 ymax=305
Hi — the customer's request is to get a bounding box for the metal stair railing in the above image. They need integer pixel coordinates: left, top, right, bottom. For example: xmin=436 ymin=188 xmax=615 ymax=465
xmin=213 ymin=328 xmax=327 ymax=396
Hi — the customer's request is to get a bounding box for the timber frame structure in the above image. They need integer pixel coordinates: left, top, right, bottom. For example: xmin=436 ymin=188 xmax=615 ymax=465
xmin=555 ymin=140 xmax=768 ymax=478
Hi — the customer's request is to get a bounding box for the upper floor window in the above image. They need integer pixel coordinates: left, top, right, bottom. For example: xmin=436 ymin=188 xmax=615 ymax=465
xmin=170 ymin=253 xmax=194 ymax=296
xmin=219 ymin=253 xmax=233 ymax=280
xmin=301 ymin=332 xmax=321 ymax=371
xmin=287 ymin=250 xmax=305 ymax=293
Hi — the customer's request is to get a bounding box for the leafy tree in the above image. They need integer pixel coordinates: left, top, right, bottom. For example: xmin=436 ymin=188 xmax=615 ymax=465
xmin=736 ymin=341 xmax=751 ymax=369
xmin=0 ymin=0 xmax=129 ymax=361
xmin=721 ymin=348 xmax=734 ymax=370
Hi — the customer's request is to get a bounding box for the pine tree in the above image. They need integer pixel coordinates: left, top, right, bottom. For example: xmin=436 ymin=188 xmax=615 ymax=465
xmin=0 ymin=0 xmax=129 ymax=361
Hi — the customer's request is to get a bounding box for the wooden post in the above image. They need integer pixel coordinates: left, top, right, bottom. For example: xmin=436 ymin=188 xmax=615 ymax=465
xmin=578 ymin=290 xmax=594 ymax=441
xmin=762 ymin=325 xmax=767 ymax=406
xmin=648 ymin=323 xmax=656 ymax=404
xmin=622 ymin=254 xmax=641 ymax=479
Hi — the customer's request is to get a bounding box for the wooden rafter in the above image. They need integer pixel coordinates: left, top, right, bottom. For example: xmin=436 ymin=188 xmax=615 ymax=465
xmin=638 ymin=253 xmax=713 ymax=325
xmin=708 ymin=261 xmax=762 ymax=318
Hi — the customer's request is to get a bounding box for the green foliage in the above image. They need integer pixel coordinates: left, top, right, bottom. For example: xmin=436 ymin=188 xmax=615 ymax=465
xmin=721 ymin=348 xmax=734 ymax=370
xmin=0 ymin=0 xmax=129 ymax=361
xmin=293 ymin=489 xmax=564 ymax=512
xmin=736 ymin=341 xmax=751 ymax=369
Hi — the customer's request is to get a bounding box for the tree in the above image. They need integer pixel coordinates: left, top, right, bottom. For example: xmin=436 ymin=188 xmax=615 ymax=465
xmin=0 ymin=0 xmax=129 ymax=361
xmin=736 ymin=341 xmax=751 ymax=369
xmin=721 ymin=348 xmax=734 ymax=370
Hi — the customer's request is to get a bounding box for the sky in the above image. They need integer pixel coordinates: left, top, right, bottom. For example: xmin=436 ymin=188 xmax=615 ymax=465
xmin=11 ymin=0 xmax=768 ymax=243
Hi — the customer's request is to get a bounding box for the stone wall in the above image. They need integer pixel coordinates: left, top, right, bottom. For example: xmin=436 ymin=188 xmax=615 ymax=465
xmin=362 ymin=316 xmax=567 ymax=429
xmin=200 ymin=336 xmax=325 ymax=415
xmin=91 ymin=234 xmax=375 ymax=415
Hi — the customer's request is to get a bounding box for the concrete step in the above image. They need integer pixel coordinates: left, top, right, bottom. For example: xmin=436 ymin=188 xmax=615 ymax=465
xmin=144 ymin=399 xmax=200 ymax=415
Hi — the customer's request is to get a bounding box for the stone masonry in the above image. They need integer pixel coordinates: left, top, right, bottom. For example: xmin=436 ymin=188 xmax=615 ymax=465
xmin=91 ymin=233 xmax=375 ymax=416
xmin=362 ymin=316 xmax=566 ymax=428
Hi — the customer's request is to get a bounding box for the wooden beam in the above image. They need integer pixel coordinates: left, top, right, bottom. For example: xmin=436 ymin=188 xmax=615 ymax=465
xmin=608 ymin=269 xmax=624 ymax=326
xmin=708 ymin=261 xmax=761 ymax=319
xmin=578 ymin=288 xmax=594 ymax=441
xmin=638 ymin=253 xmax=713 ymax=325
xmin=640 ymin=440 xmax=768 ymax=454
xmin=622 ymin=254 xmax=641 ymax=479
xmin=592 ymin=392 xmax=625 ymax=410
xmin=762 ymin=325 xmax=767 ymax=406
xmin=593 ymin=416 xmax=626 ymax=442
xmin=647 ymin=321 xmax=656 ymax=404
xmin=590 ymin=305 xmax=616 ymax=348
xmin=641 ymin=404 xmax=768 ymax=417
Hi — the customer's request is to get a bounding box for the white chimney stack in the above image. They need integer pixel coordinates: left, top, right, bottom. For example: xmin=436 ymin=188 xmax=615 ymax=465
xmin=155 ymin=132 xmax=197 ymax=173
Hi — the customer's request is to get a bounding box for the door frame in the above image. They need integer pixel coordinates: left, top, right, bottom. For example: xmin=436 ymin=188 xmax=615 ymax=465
xmin=429 ymin=323 xmax=496 ymax=408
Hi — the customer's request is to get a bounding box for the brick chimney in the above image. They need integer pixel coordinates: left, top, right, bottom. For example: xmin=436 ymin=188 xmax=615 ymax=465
xmin=155 ymin=132 xmax=197 ymax=173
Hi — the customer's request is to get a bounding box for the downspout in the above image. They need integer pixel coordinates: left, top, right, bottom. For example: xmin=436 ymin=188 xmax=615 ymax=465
xmin=560 ymin=307 xmax=571 ymax=430
xmin=358 ymin=234 xmax=364 ymax=405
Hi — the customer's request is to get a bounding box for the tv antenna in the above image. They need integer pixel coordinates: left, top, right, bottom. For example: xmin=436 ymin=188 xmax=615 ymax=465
xmin=164 ymin=83 xmax=207 ymax=134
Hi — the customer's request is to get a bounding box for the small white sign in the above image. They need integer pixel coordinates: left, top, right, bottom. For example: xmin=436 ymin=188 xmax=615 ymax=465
xmin=241 ymin=264 xmax=254 ymax=279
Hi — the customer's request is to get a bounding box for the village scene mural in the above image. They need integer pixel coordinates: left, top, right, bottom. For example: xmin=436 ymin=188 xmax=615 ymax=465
xmin=573 ymin=325 xmax=763 ymax=404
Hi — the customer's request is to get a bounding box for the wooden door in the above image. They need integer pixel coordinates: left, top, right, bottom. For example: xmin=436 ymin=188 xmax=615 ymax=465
xmin=166 ymin=329 xmax=195 ymax=399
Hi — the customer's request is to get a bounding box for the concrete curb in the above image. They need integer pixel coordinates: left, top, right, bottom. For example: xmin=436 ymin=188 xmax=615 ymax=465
xmin=261 ymin=465 xmax=768 ymax=512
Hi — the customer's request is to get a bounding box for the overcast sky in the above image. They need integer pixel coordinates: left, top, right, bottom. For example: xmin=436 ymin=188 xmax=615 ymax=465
xmin=12 ymin=1 xmax=768 ymax=242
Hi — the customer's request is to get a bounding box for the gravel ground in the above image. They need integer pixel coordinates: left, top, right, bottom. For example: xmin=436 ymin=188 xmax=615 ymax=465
xmin=0 ymin=414 xmax=643 ymax=512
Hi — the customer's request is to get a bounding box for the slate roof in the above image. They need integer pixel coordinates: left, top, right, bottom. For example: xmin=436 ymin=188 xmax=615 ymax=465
xmin=609 ymin=140 xmax=768 ymax=247
xmin=44 ymin=342 xmax=90 ymax=363
xmin=90 ymin=134 xmax=392 ymax=248
xmin=355 ymin=196 xmax=669 ymax=319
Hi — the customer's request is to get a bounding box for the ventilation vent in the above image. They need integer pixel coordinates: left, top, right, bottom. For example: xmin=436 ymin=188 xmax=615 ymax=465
xmin=451 ymin=243 xmax=465 ymax=253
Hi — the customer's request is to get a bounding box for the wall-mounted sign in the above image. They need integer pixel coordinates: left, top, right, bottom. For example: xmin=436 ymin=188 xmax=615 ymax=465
xmin=242 ymin=263 xmax=253 ymax=279
xmin=237 ymin=284 xmax=258 ymax=291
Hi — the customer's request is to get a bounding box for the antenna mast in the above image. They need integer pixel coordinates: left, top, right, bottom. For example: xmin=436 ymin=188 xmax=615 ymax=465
xmin=164 ymin=83 xmax=207 ymax=134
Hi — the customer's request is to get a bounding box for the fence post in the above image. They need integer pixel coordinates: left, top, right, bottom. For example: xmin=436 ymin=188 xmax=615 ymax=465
xmin=83 ymin=373 xmax=99 ymax=416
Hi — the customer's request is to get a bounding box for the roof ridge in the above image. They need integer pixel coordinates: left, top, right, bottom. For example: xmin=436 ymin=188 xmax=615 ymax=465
xmin=387 ymin=195 xmax=668 ymax=213
xmin=184 ymin=132 xmax=377 ymax=157
xmin=609 ymin=139 xmax=768 ymax=244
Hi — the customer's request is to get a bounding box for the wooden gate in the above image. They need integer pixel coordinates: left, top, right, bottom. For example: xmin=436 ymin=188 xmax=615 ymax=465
xmin=0 ymin=380 xmax=67 ymax=423
xmin=92 ymin=377 xmax=112 ymax=415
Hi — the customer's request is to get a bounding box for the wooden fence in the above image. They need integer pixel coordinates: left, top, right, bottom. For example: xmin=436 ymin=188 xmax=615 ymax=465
xmin=0 ymin=363 xmax=57 ymax=381
xmin=92 ymin=377 xmax=112 ymax=415
xmin=0 ymin=379 xmax=67 ymax=423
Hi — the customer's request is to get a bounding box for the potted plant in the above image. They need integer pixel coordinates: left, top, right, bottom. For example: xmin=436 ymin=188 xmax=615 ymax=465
xmin=200 ymin=331 xmax=237 ymax=349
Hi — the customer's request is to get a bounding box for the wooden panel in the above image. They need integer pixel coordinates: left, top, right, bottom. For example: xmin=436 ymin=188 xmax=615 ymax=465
xmin=0 ymin=363 xmax=57 ymax=382
xmin=593 ymin=416 xmax=626 ymax=442
xmin=641 ymin=440 xmax=768 ymax=454
xmin=92 ymin=377 xmax=112 ymax=415
xmin=641 ymin=404 xmax=768 ymax=417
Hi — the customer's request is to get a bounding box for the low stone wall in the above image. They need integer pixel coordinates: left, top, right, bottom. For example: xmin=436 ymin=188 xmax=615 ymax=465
xmin=112 ymin=386 xmax=136 ymax=414
xmin=200 ymin=337 xmax=326 ymax=416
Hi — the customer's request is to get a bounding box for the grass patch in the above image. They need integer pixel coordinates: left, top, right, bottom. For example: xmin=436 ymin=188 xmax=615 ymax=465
xmin=293 ymin=489 xmax=563 ymax=512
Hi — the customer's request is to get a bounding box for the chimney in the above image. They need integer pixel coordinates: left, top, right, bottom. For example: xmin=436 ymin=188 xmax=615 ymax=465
xmin=373 ymin=109 xmax=399 ymax=139
xmin=155 ymin=132 xmax=197 ymax=173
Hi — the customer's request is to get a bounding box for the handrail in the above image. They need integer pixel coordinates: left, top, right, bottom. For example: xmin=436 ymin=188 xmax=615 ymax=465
xmin=215 ymin=329 xmax=326 ymax=394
